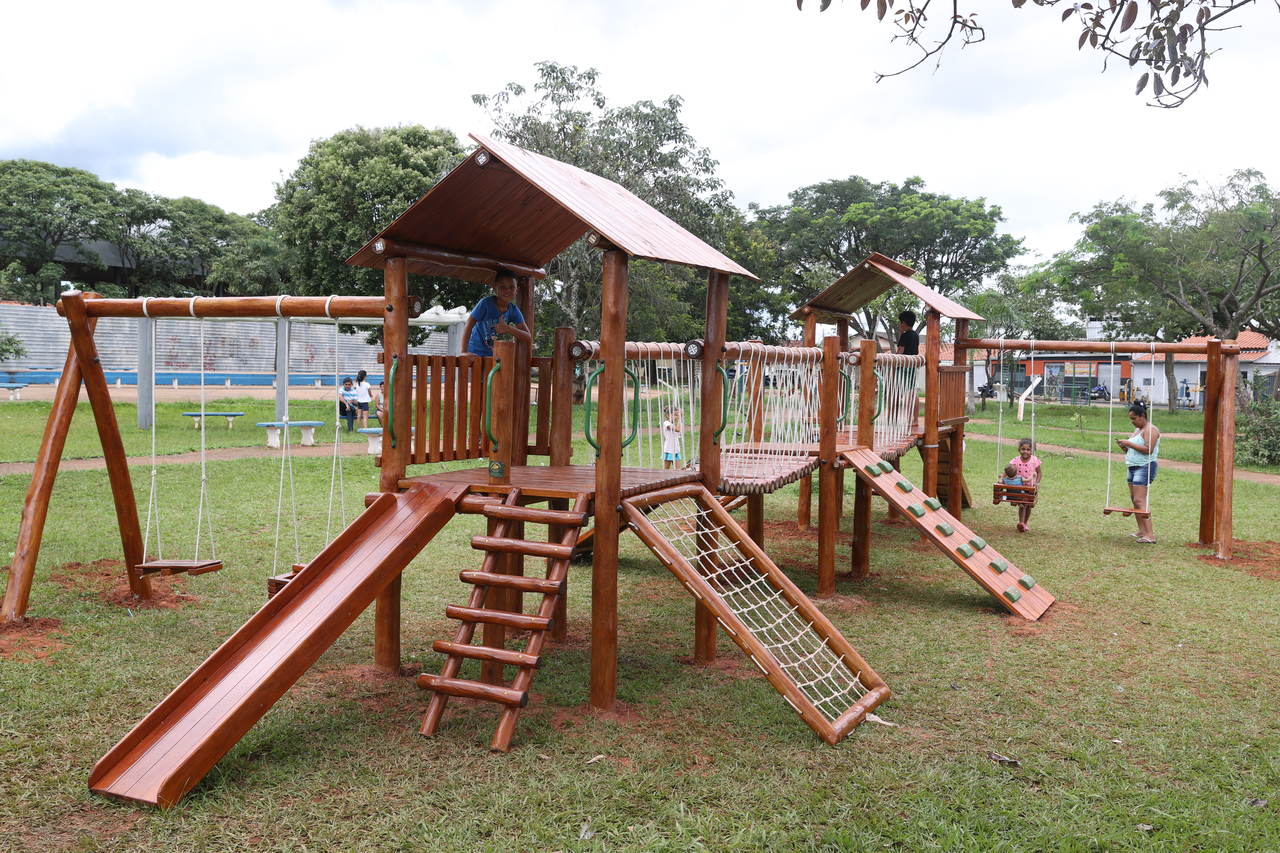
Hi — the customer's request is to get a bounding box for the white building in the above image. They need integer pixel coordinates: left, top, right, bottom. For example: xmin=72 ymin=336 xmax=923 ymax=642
xmin=1131 ymin=331 xmax=1278 ymax=406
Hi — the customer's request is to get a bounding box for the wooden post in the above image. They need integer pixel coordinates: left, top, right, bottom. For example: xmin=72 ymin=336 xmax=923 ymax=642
xmin=817 ymin=336 xmax=841 ymax=597
xmin=851 ymin=339 xmax=877 ymax=579
xmin=922 ymin=309 xmax=941 ymax=497
xmin=1214 ymin=351 xmax=1237 ymax=560
xmin=375 ymin=257 xmax=410 ymax=671
xmin=61 ymin=291 xmax=150 ymax=601
xmin=948 ymin=319 xmax=968 ymax=519
xmin=4 ymin=336 xmax=93 ymax=621
xmin=488 ymin=340 xmax=517 ymax=485
xmin=696 ymin=270 xmax=730 ymax=662
xmin=746 ymin=342 xmax=765 ymax=548
xmin=797 ymin=311 xmax=818 ymax=529
xmin=591 ymin=249 xmax=628 ymax=710
xmin=1198 ymin=338 xmax=1222 ymax=546
xmin=549 ymin=327 xmax=575 ymax=642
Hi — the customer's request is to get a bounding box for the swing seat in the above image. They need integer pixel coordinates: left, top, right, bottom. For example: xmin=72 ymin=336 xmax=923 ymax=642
xmin=136 ymin=559 xmax=224 ymax=576
xmin=1102 ymin=507 xmax=1151 ymax=519
xmin=992 ymin=483 xmax=1038 ymax=507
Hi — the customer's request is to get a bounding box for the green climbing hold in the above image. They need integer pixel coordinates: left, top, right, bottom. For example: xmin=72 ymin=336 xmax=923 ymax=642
xmin=1003 ymin=587 xmax=1022 ymax=603
xmin=878 ymin=460 xmax=894 ymax=474
xmin=935 ymin=522 xmax=955 ymax=537
xmin=907 ymin=504 xmax=926 ymax=518
xmin=956 ymin=544 xmax=975 ymax=558
xmin=989 ymin=559 xmax=1008 ymax=573
xmin=1019 ymin=575 xmax=1036 ymax=590
xmin=896 ymin=480 xmax=913 ymax=493
xmin=924 ymin=497 xmax=942 ymax=511
xmin=864 ymin=464 xmax=881 ymax=477
xmin=969 ymin=537 xmax=987 ymax=551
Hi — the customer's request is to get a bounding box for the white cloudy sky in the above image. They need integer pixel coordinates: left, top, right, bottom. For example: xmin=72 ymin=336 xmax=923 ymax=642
xmin=2 ymin=0 xmax=1276 ymax=263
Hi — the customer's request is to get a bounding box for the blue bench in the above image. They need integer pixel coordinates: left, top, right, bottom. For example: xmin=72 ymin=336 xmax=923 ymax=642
xmin=256 ymin=420 xmax=325 ymax=448
xmin=357 ymin=427 xmax=383 ymax=454
xmin=0 ymin=382 xmax=28 ymax=400
xmin=182 ymin=411 xmax=245 ymax=429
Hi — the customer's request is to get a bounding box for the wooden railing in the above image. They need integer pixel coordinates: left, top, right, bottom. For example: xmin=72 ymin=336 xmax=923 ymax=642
xmin=939 ymin=365 xmax=969 ymax=422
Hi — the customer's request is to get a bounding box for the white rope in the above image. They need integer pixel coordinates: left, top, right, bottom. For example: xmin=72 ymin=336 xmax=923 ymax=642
xmin=188 ymin=296 xmax=198 ymax=318
xmin=142 ymin=314 xmax=162 ymax=560
xmin=994 ymin=337 xmax=1005 ymax=483
xmin=1104 ymin=342 xmax=1117 ymax=509
xmin=192 ymin=318 xmax=217 ymax=560
xmin=274 ymin=294 xmax=286 ymax=317
xmin=1145 ymin=342 xmax=1157 ymax=506
xmin=1028 ymin=340 xmax=1038 ymax=449
xmin=325 ymin=309 xmax=347 ymax=542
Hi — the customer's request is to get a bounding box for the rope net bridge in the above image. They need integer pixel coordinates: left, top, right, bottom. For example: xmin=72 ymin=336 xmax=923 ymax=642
xmin=841 ymin=351 xmax=925 ymax=461
xmin=622 ymin=483 xmax=890 ymax=744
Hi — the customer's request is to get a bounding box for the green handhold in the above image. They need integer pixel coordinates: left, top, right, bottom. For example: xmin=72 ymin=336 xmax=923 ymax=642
xmin=896 ymin=480 xmax=913 ymax=493
xmin=990 ymin=559 xmax=1008 ymax=574
xmin=935 ymin=522 xmax=955 ymax=537
xmin=907 ymin=504 xmax=926 ymax=518
xmin=924 ymin=497 xmax=942 ymax=511
xmin=969 ymin=537 xmax=987 ymax=551
xmin=956 ymin=544 xmax=975 ymax=558
xmin=1003 ymin=587 xmax=1022 ymax=603
xmin=864 ymin=464 xmax=881 ymax=477
xmin=878 ymin=461 xmax=894 ymax=474
xmin=1019 ymin=575 xmax=1036 ymax=590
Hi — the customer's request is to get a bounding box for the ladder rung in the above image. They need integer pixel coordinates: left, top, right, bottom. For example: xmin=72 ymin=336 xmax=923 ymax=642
xmin=459 ymin=494 xmax=506 ymax=514
xmin=433 ymin=640 xmax=539 ymax=669
xmin=459 ymin=570 xmax=564 ymax=594
xmin=445 ymin=605 xmax=551 ymax=632
xmin=481 ymin=504 xmax=588 ymax=527
xmin=470 ymin=536 xmax=574 ymax=561
xmin=417 ymin=674 xmax=527 ymax=706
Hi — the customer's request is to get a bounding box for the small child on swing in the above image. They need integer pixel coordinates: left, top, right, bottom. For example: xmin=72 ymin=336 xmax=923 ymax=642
xmin=1008 ymin=438 xmax=1041 ymax=533
xmin=1001 ymin=464 xmax=1023 ymax=487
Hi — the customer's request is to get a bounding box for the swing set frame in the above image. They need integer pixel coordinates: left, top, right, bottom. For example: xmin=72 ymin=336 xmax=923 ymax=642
xmin=956 ymin=335 xmax=1241 ymax=559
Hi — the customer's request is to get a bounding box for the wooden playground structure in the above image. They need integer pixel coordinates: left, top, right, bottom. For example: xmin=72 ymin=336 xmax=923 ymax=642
xmin=1 ymin=134 xmax=1241 ymax=808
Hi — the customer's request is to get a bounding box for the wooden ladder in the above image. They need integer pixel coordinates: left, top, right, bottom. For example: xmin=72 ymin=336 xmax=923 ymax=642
xmin=418 ymin=489 xmax=589 ymax=751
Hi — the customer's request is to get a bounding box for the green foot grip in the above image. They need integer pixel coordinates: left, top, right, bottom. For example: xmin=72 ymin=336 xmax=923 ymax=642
xmin=1019 ymin=575 xmax=1036 ymax=590
xmin=969 ymin=537 xmax=987 ymax=551
xmin=956 ymin=544 xmax=975 ymax=558
xmin=896 ymin=480 xmax=913 ymax=493
xmin=876 ymin=461 xmax=893 ymax=474
xmin=935 ymin=522 xmax=955 ymax=537
xmin=989 ymin=559 xmax=1008 ymax=574
xmin=1003 ymin=587 xmax=1022 ymax=602
xmin=864 ymin=464 xmax=881 ymax=477
xmin=924 ymin=497 xmax=942 ymax=511
xmin=907 ymin=504 xmax=926 ymax=518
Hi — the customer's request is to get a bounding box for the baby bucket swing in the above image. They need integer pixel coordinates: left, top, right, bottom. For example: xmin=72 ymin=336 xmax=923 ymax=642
xmin=990 ymin=338 xmax=1040 ymax=508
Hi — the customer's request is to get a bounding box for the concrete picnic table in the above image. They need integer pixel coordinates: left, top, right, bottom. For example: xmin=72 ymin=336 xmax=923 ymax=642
xmin=256 ymin=420 xmax=325 ymax=448
xmin=182 ymin=411 xmax=245 ymax=429
xmin=1 ymin=382 xmax=28 ymax=400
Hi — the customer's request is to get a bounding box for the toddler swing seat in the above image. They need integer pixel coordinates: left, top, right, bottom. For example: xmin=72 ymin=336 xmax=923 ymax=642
xmin=993 ymin=482 xmax=1038 ymax=507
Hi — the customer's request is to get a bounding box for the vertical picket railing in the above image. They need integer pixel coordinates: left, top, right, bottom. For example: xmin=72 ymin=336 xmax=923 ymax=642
xmin=407 ymin=354 xmax=494 ymax=464
xmin=938 ymin=365 xmax=968 ymax=422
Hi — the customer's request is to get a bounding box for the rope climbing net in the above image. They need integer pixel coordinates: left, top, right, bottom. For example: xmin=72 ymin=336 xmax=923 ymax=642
xmin=841 ymin=351 xmax=924 ymax=457
xmin=643 ymin=496 xmax=869 ymax=721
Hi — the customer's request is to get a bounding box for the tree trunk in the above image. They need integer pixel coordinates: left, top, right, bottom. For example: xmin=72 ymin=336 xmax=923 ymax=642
xmin=1164 ymin=351 xmax=1177 ymax=414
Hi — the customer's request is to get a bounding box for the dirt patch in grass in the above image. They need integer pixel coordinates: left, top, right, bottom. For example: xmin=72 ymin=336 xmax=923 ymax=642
xmin=816 ymin=593 xmax=872 ymax=615
xmin=675 ymin=653 xmax=756 ymax=681
xmin=1008 ymin=600 xmax=1083 ymax=638
xmin=50 ymin=558 xmax=198 ymax=610
xmin=1199 ymin=539 xmax=1280 ymax=581
xmin=14 ymin=802 xmax=142 ymax=850
xmin=0 ymin=616 xmax=68 ymax=661
xmin=295 ymin=664 xmax=413 ymax=711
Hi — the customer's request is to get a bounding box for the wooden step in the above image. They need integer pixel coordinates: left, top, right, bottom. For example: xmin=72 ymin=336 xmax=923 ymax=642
xmin=481 ymin=504 xmax=587 ymax=527
xmin=417 ymin=674 xmax=527 ymax=706
xmin=135 ymin=559 xmax=223 ymax=576
xmin=470 ymin=536 xmax=574 ymax=561
xmin=444 ymin=605 xmax=551 ymax=632
xmin=432 ymin=640 xmax=539 ymax=668
xmin=459 ymin=570 xmax=564 ymax=594
xmin=458 ymin=494 xmax=505 ymax=514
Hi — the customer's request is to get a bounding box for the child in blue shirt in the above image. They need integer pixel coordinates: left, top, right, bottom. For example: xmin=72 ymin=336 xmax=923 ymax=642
xmin=462 ymin=274 xmax=532 ymax=357
xmin=1001 ymin=464 xmax=1023 ymax=487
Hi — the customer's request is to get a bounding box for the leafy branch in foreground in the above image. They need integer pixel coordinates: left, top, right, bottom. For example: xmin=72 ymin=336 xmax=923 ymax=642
xmin=796 ymin=0 xmax=1264 ymax=108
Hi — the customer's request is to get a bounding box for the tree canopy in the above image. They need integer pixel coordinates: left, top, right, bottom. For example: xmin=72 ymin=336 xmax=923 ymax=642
xmin=474 ymin=62 xmax=790 ymax=345
xmin=752 ymin=175 xmax=1021 ymax=339
xmin=795 ymin=0 xmax=1265 ymax=108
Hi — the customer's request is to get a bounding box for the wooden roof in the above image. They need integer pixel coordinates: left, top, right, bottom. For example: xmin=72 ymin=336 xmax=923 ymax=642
xmin=790 ymin=253 xmax=982 ymax=322
xmin=347 ymin=133 xmax=756 ymax=283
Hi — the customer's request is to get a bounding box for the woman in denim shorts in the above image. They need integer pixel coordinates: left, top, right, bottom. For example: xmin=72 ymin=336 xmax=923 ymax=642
xmin=1116 ymin=401 xmax=1161 ymax=543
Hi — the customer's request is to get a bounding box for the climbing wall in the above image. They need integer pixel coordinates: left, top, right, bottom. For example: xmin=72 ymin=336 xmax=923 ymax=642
xmin=844 ymin=447 xmax=1054 ymax=620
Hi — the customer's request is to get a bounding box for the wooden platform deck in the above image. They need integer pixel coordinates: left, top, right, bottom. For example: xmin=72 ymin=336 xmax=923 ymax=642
xmin=400 ymin=465 xmax=701 ymax=500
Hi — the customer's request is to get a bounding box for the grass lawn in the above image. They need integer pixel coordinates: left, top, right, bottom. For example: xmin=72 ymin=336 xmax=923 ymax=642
xmin=1 ymin=407 xmax=1278 ymax=850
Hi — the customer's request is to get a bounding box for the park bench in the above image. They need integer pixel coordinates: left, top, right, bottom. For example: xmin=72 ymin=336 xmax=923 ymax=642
xmin=358 ymin=427 xmax=383 ymax=454
xmin=182 ymin=411 xmax=245 ymax=429
xmin=256 ymin=420 xmax=325 ymax=448
xmin=1 ymin=382 xmax=28 ymax=400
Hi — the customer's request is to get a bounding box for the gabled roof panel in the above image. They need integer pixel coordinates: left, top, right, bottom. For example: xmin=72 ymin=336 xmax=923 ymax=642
xmin=790 ymin=253 xmax=983 ymax=322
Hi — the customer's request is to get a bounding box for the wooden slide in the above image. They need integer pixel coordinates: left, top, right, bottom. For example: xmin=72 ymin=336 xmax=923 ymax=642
xmin=621 ymin=484 xmax=890 ymax=745
xmin=843 ymin=447 xmax=1054 ymax=620
xmin=90 ymin=483 xmax=465 ymax=808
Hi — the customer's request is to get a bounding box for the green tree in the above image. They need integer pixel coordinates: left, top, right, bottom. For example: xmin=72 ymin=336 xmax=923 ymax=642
xmin=268 ymin=125 xmax=467 ymax=313
xmin=0 ymin=159 xmax=114 ymax=303
xmin=795 ymin=0 xmax=1264 ymax=109
xmin=475 ymin=62 xmax=785 ymax=345
xmin=754 ymin=175 xmax=1021 ymax=341
xmin=98 ymin=187 xmax=170 ymax=298
xmin=0 ymin=330 xmax=25 ymax=362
